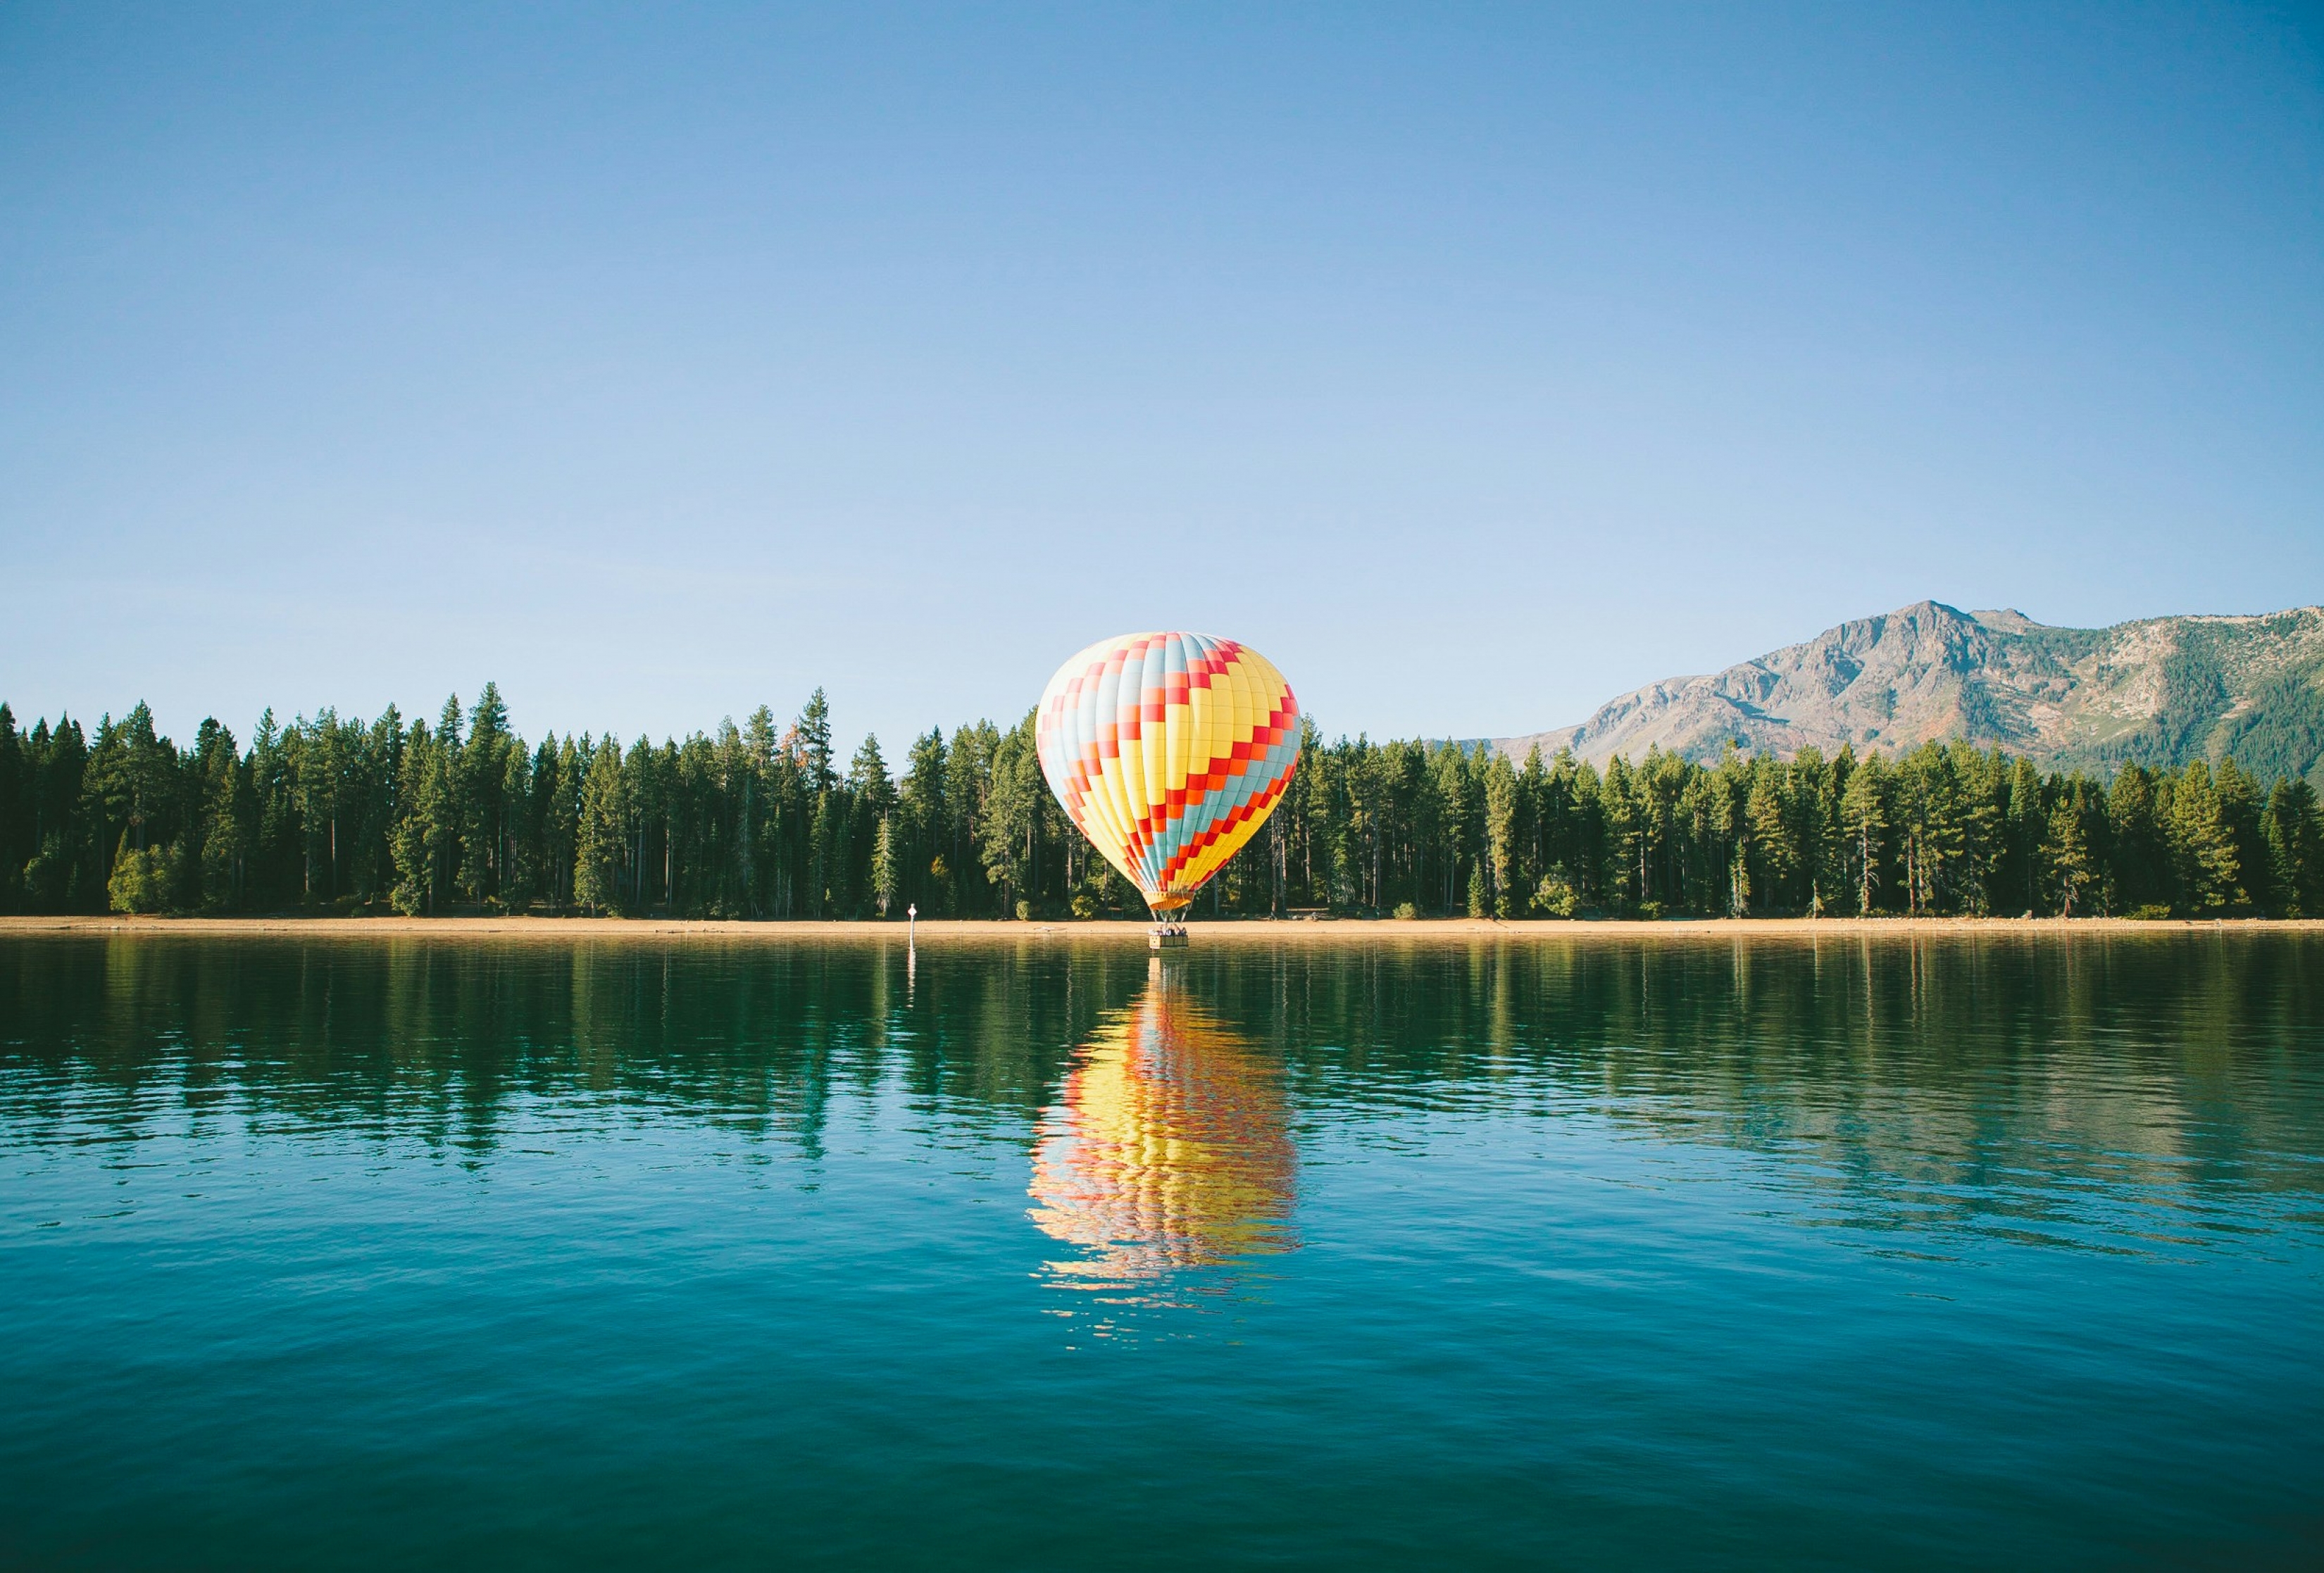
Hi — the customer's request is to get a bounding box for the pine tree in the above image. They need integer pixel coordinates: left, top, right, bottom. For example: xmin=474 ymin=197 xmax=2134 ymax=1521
xmin=1840 ymin=755 xmax=1888 ymax=915
xmin=389 ymin=722 xmax=442 ymax=916
xmin=870 ymin=814 xmax=898 ymax=917
xmin=2004 ymin=756 xmax=2047 ymax=914
xmin=86 ymin=702 xmax=178 ymax=862
xmin=796 ymin=689 xmax=836 ymax=795
xmin=0 ymin=704 xmax=24 ymax=912
xmin=1483 ymin=750 xmax=1519 ymax=917
xmin=357 ymin=706 xmax=406 ymax=906
xmin=977 ymin=712 xmax=1043 ymax=915
xmin=1599 ymin=755 xmax=1642 ymax=913
xmin=1746 ymin=774 xmax=1793 ymax=913
xmin=25 ymin=717 xmax=90 ymax=910
xmin=549 ymin=734 xmax=582 ymax=909
xmin=947 ymin=721 xmax=999 ymax=914
xmin=2214 ymin=758 xmax=2269 ymax=911
xmin=573 ymin=739 xmax=628 ymax=916
xmin=2170 ymin=760 xmax=2239 ymax=915
xmin=1799 ymin=746 xmax=1845 ymax=917
xmin=621 ymin=738 xmax=658 ymax=913
xmin=461 ymin=682 xmax=514 ymax=905
xmin=899 ymin=728 xmax=949 ymax=915
xmin=808 ymin=791 xmax=837 ymax=918
xmin=2261 ymin=778 xmax=2321 ymax=917
xmin=2107 ymin=765 xmax=2167 ymax=913
xmin=193 ymin=720 xmax=248 ymax=913
xmin=2043 ymin=783 xmax=2096 ymax=915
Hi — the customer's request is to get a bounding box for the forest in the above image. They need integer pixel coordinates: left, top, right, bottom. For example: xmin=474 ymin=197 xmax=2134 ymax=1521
xmin=1 ymin=684 xmax=2319 ymax=922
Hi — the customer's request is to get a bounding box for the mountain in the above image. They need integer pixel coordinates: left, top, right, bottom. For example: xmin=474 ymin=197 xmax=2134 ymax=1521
xmin=1492 ymin=601 xmax=2324 ymax=786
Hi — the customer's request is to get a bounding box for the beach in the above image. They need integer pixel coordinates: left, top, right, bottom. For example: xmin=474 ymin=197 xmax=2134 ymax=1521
xmin=4 ymin=913 xmax=2315 ymax=940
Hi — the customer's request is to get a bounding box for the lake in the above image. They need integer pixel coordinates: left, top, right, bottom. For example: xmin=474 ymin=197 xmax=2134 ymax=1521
xmin=2 ymin=929 xmax=2320 ymax=1569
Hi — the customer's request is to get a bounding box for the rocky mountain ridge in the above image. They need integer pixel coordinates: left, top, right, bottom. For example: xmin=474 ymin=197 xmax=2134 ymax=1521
xmin=1492 ymin=601 xmax=2324 ymax=785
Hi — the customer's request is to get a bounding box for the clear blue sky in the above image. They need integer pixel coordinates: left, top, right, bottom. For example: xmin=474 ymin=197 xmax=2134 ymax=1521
xmin=4 ymin=3 xmax=2318 ymax=753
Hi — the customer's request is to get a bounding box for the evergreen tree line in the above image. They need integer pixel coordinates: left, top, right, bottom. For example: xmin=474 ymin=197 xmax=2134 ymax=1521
xmin=2 ymin=687 xmax=2319 ymax=921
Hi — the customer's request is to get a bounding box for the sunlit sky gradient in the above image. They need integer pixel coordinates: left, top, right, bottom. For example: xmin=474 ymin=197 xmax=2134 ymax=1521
xmin=4 ymin=4 xmax=2319 ymax=753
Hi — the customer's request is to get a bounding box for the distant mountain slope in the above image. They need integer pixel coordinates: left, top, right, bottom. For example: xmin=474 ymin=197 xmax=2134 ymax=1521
xmin=1492 ymin=601 xmax=2324 ymax=784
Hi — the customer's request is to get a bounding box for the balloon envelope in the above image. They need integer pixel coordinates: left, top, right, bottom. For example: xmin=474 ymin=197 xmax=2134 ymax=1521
xmin=1036 ymin=632 xmax=1301 ymax=913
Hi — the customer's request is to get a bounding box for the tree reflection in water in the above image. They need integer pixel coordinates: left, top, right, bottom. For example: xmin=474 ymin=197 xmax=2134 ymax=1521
xmin=1029 ymin=958 xmax=1295 ymax=1292
xmin=5 ymin=932 xmax=2319 ymax=1251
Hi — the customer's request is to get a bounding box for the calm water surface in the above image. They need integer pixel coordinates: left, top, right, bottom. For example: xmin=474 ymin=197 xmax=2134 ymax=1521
xmin=2 ymin=930 xmax=2320 ymax=1569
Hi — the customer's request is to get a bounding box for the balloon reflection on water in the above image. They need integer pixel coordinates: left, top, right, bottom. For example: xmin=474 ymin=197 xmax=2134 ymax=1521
xmin=1029 ymin=962 xmax=1297 ymax=1290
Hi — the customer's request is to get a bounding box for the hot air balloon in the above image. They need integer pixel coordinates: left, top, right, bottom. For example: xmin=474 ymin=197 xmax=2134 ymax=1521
xmin=1036 ymin=632 xmax=1300 ymax=919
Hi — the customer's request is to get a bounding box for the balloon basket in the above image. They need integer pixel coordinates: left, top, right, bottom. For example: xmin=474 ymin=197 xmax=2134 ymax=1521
xmin=1149 ymin=925 xmax=1190 ymax=951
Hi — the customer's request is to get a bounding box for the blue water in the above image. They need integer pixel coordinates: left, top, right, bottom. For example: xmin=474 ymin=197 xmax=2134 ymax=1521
xmin=2 ymin=931 xmax=2320 ymax=1568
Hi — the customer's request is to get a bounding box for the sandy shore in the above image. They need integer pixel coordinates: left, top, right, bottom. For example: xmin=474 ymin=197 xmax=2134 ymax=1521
xmin=1 ymin=914 xmax=2314 ymax=941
